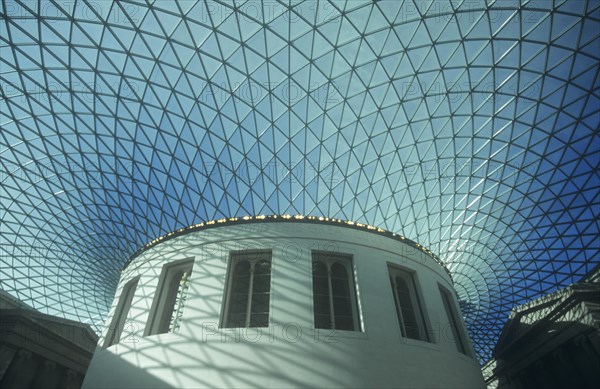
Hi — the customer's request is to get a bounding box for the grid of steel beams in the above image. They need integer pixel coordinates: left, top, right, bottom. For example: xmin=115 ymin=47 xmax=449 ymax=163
xmin=1 ymin=0 xmax=599 ymax=363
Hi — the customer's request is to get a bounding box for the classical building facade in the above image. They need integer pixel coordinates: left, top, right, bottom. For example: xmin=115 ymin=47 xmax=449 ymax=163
xmin=0 ymin=290 xmax=98 ymax=388
xmin=483 ymin=267 xmax=600 ymax=389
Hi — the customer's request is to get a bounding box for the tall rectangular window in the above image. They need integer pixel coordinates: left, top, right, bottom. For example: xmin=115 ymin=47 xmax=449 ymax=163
xmin=222 ymin=250 xmax=272 ymax=328
xmin=439 ymin=285 xmax=469 ymax=355
xmin=145 ymin=259 xmax=194 ymax=336
xmin=104 ymin=277 xmax=139 ymax=347
xmin=388 ymin=265 xmax=429 ymax=341
xmin=312 ymin=252 xmax=361 ymax=331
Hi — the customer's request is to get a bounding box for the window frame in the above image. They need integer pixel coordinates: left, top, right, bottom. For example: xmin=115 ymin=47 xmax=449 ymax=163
xmin=311 ymin=251 xmax=362 ymax=332
xmin=144 ymin=258 xmax=194 ymax=336
xmin=221 ymin=249 xmax=273 ymax=328
xmin=387 ymin=264 xmax=430 ymax=342
xmin=438 ymin=284 xmax=471 ymax=356
xmin=104 ymin=276 xmax=139 ymax=347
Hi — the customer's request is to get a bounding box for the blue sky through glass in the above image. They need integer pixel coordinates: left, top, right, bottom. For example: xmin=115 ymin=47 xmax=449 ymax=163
xmin=1 ymin=0 xmax=599 ymax=363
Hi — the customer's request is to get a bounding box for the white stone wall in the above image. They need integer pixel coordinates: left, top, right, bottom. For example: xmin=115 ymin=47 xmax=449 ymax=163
xmin=83 ymin=222 xmax=485 ymax=388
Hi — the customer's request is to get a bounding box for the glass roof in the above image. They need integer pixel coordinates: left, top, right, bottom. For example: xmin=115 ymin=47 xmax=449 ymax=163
xmin=1 ymin=0 xmax=599 ymax=363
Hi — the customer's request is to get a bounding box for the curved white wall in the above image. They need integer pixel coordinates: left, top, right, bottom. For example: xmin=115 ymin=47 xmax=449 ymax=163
xmin=83 ymin=222 xmax=485 ymax=388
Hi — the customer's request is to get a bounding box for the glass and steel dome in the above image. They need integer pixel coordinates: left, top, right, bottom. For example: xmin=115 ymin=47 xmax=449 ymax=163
xmin=1 ymin=0 xmax=598 ymax=363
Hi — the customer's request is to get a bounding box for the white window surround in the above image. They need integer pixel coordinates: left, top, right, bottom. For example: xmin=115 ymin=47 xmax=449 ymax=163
xmin=104 ymin=277 xmax=139 ymax=347
xmin=388 ymin=264 xmax=430 ymax=342
xmin=144 ymin=258 xmax=194 ymax=336
xmin=311 ymin=251 xmax=362 ymax=332
xmin=221 ymin=249 xmax=272 ymax=328
xmin=439 ymin=284 xmax=471 ymax=357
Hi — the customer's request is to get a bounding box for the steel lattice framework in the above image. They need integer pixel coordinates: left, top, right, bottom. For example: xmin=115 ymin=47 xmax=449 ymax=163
xmin=1 ymin=0 xmax=599 ymax=364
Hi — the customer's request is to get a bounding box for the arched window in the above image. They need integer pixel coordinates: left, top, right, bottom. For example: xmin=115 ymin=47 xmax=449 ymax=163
xmin=388 ymin=265 xmax=429 ymax=341
xmin=311 ymin=253 xmax=361 ymax=331
xmin=331 ymin=264 xmax=354 ymax=330
xmin=312 ymin=261 xmax=331 ymax=329
xmin=145 ymin=259 xmax=194 ymax=336
xmin=161 ymin=270 xmax=192 ymax=333
xmin=226 ymin=260 xmax=251 ymax=328
xmin=223 ymin=250 xmax=272 ymax=328
xmin=250 ymin=260 xmax=271 ymax=327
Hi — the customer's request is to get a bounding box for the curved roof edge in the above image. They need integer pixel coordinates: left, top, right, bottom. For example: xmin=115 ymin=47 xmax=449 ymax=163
xmin=123 ymin=214 xmax=451 ymax=279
